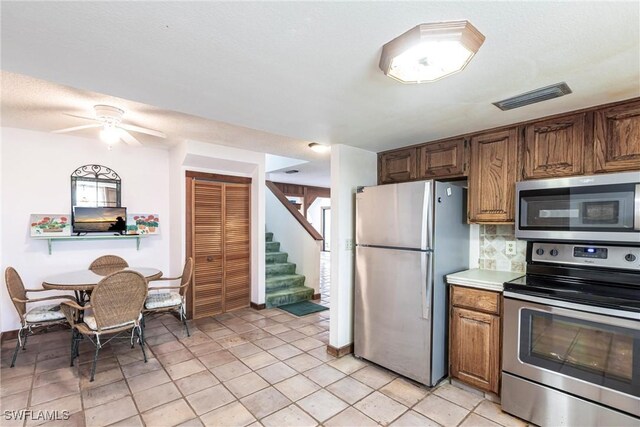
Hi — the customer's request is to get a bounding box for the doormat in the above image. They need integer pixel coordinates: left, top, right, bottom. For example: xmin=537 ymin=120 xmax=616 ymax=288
xmin=279 ymin=301 xmax=329 ymax=317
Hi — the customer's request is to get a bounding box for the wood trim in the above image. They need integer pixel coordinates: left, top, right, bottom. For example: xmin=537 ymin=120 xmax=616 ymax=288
xmin=312 ymin=293 xmax=321 ymax=300
xmin=186 ymin=171 xmax=252 ymax=184
xmin=250 ymin=302 xmax=266 ymax=310
xmin=186 ymin=175 xmax=194 ymax=319
xmin=266 ymin=181 xmax=323 ymax=241
xmin=271 ymin=182 xmax=330 ymax=218
xmin=326 ymin=343 xmax=354 ymax=358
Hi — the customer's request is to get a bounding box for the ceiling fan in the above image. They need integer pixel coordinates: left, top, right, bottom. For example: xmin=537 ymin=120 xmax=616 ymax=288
xmin=52 ymin=105 xmax=166 ymax=146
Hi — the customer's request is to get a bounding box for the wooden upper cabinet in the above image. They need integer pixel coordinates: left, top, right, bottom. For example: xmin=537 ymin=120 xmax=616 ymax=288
xmin=379 ymin=148 xmax=417 ymax=184
xmin=522 ymin=113 xmax=586 ymax=179
xmin=468 ymin=128 xmax=518 ymax=223
xmin=418 ymin=138 xmax=468 ymax=179
xmin=591 ymin=100 xmax=640 ymax=173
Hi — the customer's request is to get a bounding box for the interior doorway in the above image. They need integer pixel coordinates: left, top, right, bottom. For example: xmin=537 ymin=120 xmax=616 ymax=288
xmin=321 ymin=207 xmax=331 ymax=252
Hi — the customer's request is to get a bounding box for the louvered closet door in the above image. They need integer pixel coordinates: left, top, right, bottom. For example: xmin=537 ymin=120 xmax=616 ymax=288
xmin=192 ymin=181 xmax=224 ymax=318
xmin=223 ymin=184 xmax=251 ymax=311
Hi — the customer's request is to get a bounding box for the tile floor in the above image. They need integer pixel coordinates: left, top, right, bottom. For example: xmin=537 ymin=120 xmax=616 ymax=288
xmin=0 ymin=307 xmax=530 ymax=427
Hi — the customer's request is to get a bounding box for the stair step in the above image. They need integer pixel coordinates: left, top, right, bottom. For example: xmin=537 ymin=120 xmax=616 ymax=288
xmin=266 ymin=232 xmax=273 ymax=242
xmin=266 ymin=274 xmax=305 ymax=291
xmin=266 ymin=286 xmax=314 ymax=308
xmin=266 ymin=252 xmax=288 ymax=264
xmin=266 ymin=241 xmax=281 ymax=253
xmin=266 ymin=262 xmax=297 ymax=277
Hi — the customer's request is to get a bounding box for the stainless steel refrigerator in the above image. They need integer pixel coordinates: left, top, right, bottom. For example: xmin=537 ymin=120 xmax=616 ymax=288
xmin=354 ymin=180 xmax=469 ymax=386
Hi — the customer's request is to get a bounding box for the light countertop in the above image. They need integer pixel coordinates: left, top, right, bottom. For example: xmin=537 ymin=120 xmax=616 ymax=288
xmin=446 ymin=268 xmax=524 ymax=292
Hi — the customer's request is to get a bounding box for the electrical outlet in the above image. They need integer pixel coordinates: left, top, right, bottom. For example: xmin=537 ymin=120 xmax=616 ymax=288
xmin=505 ymin=240 xmax=517 ymax=256
xmin=345 ymin=239 xmax=354 ymax=251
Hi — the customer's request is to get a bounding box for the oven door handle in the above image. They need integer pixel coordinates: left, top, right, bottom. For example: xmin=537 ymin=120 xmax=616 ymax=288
xmin=503 ymin=291 xmax=640 ymax=321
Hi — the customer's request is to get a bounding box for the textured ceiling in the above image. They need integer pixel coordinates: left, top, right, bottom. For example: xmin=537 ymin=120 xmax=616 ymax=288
xmin=1 ymin=2 xmax=639 ymax=186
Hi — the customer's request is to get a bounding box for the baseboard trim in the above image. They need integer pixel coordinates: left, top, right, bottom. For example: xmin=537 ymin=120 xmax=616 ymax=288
xmin=250 ymin=302 xmax=266 ymax=310
xmin=326 ymin=343 xmax=353 ymax=357
xmin=1 ymin=330 xmax=19 ymax=342
xmin=1 ymin=323 xmax=70 ymax=342
xmin=312 ymin=293 xmax=321 ymax=300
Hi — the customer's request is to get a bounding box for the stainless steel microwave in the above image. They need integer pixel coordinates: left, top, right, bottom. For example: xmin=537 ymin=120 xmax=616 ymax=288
xmin=515 ymin=172 xmax=640 ymax=244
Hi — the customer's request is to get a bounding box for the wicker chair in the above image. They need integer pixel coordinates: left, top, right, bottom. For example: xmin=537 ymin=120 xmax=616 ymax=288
xmin=89 ymin=255 xmax=128 ymax=276
xmin=5 ymin=267 xmax=75 ymax=367
xmin=144 ymin=258 xmax=193 ymax=336
xmin=61 ymin=270 xmax=148 ymax=382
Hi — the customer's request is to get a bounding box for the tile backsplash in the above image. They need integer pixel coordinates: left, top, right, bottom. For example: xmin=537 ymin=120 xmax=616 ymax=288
xmin=478 ymin=224 xmax=526 ymax=273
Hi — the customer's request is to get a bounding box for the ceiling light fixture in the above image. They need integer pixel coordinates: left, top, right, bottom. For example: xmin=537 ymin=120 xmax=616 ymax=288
xmin=100 ymin=123 xmax=121 ymax=145
xmin=308 ymin=143 xmax=330 ymax=153
xmin=379 ymin=21 xmax=485 ymax=84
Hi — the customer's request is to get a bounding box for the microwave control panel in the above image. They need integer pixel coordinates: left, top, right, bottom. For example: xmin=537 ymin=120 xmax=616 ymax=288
xmin=531 ymin=242 xmax=639 ymax=270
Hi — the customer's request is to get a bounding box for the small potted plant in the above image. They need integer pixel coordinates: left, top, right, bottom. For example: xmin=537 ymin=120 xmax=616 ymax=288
xmin=147 ymin=215 xmax=159 ymax=233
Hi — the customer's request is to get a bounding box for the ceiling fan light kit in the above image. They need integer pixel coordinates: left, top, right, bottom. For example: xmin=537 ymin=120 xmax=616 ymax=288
xmin=380 ymin=20 xmax=485 ymax=84
xmin=52 ymin=104 xmax=166 ymax=147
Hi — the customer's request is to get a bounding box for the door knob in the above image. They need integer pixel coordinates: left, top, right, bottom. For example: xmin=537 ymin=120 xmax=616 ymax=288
xmin=207 ymin=256 xmax=214 ymax=262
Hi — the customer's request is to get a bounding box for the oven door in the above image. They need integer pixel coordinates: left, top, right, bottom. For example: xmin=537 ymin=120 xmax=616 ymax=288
xmin=503 ymin=296 xmax=640 ymax=417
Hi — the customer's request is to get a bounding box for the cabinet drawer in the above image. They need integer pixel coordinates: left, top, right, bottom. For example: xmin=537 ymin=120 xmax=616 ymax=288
xmin=451 ymin=285 xmax=500 ymax=315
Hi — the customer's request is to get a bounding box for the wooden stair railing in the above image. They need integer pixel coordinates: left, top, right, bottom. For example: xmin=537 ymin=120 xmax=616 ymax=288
xmin=266 ymin=181 xmax=323 ymax=241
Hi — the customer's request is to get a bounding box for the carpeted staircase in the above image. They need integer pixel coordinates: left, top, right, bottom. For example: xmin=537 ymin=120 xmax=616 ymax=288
xmin=265 ymin=231 xmax=314 ymax=308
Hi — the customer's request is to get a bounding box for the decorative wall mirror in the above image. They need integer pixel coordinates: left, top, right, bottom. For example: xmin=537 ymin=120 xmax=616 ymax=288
xmin=71 ymin=164 xmax=121 ymax=208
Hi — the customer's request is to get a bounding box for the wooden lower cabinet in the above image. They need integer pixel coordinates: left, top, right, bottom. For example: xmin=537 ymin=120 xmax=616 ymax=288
xmin=449 ymin=286 xmax=501 ymax=394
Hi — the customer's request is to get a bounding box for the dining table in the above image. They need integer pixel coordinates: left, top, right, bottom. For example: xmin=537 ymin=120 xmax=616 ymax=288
xmin=43 ymin=267 xmax=163 ymax=304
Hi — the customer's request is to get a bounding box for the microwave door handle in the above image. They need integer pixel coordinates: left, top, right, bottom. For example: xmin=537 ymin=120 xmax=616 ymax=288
xmin=636 ymin=184 xmax=640 ymax=230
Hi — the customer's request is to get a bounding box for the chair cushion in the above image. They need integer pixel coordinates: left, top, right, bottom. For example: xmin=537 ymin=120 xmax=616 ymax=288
xmin=145 ymin=292 xmax=182 ymax=309
xmin=84 ymin=315 xmax=138 ymax=331
xmin=25 ymin=304 xmax=66 ymax=323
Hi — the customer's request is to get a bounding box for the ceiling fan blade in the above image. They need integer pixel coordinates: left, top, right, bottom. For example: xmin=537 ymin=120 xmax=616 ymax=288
xmin=119 ymin=123 xmax=166 ymax=138
xmin=52 ymin=124 xmax=102 ymax=134
xmin=119 ymin=129 xmax=143 ymax=146
xmin=63 ymin=113 xmax=99 ymax=121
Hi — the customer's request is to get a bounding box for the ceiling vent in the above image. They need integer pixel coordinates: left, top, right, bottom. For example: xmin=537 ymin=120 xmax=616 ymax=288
xmin=493 ymin=82 xmax=572 ymax=111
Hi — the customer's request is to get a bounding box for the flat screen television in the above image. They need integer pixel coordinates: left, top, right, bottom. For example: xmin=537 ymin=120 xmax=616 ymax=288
xmin=72 ymin=207 xmax=127 ymax=234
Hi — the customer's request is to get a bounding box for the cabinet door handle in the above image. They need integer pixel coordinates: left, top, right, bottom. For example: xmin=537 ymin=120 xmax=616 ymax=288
xmin=207 ymin=256 xmax=214 ymax=262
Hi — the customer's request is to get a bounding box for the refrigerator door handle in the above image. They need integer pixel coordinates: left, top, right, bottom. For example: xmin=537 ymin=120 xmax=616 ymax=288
xmin=421 ymin=181 xmax=433 ymax=251
xmin=421 ymin=252 xmax=433 ymax=320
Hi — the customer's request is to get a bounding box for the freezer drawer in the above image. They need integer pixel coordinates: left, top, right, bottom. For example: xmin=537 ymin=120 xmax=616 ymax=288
xmin=354 ymin=245 xmax=434 ymax=385
xmin=356 ymin=181 xmax=432 ymax=249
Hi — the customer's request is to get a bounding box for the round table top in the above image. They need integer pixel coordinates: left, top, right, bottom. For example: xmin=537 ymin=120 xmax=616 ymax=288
xmin=42 ymin=267 xmax=162 ymax=290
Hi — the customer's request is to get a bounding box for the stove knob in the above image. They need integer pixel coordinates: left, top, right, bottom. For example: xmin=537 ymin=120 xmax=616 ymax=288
xmin=535 ymin=248 xmax=545 ymax=256
xmin=625 ymin=253 xmax=637 ymax=262
xmin=550 ymin=249 xmax=559 ymax=257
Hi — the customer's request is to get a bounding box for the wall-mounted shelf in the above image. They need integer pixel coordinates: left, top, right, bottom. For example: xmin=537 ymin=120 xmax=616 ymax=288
xmin=32 ymin=235 xmax=147 ymax=255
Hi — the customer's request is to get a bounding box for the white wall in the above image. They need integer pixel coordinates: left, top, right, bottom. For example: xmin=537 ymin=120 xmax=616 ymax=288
xmin=329 ymin=144 xmax=377 ymax=350
xmin=169 ymin=140 xmax=266 ymax=306
xmin=265 ymin=188 xmax=321 ymax=294
xmin=1 ymin=128 xmax=171 ymax=332
xmin=307 ymin=196 xmax=330 ymax=236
